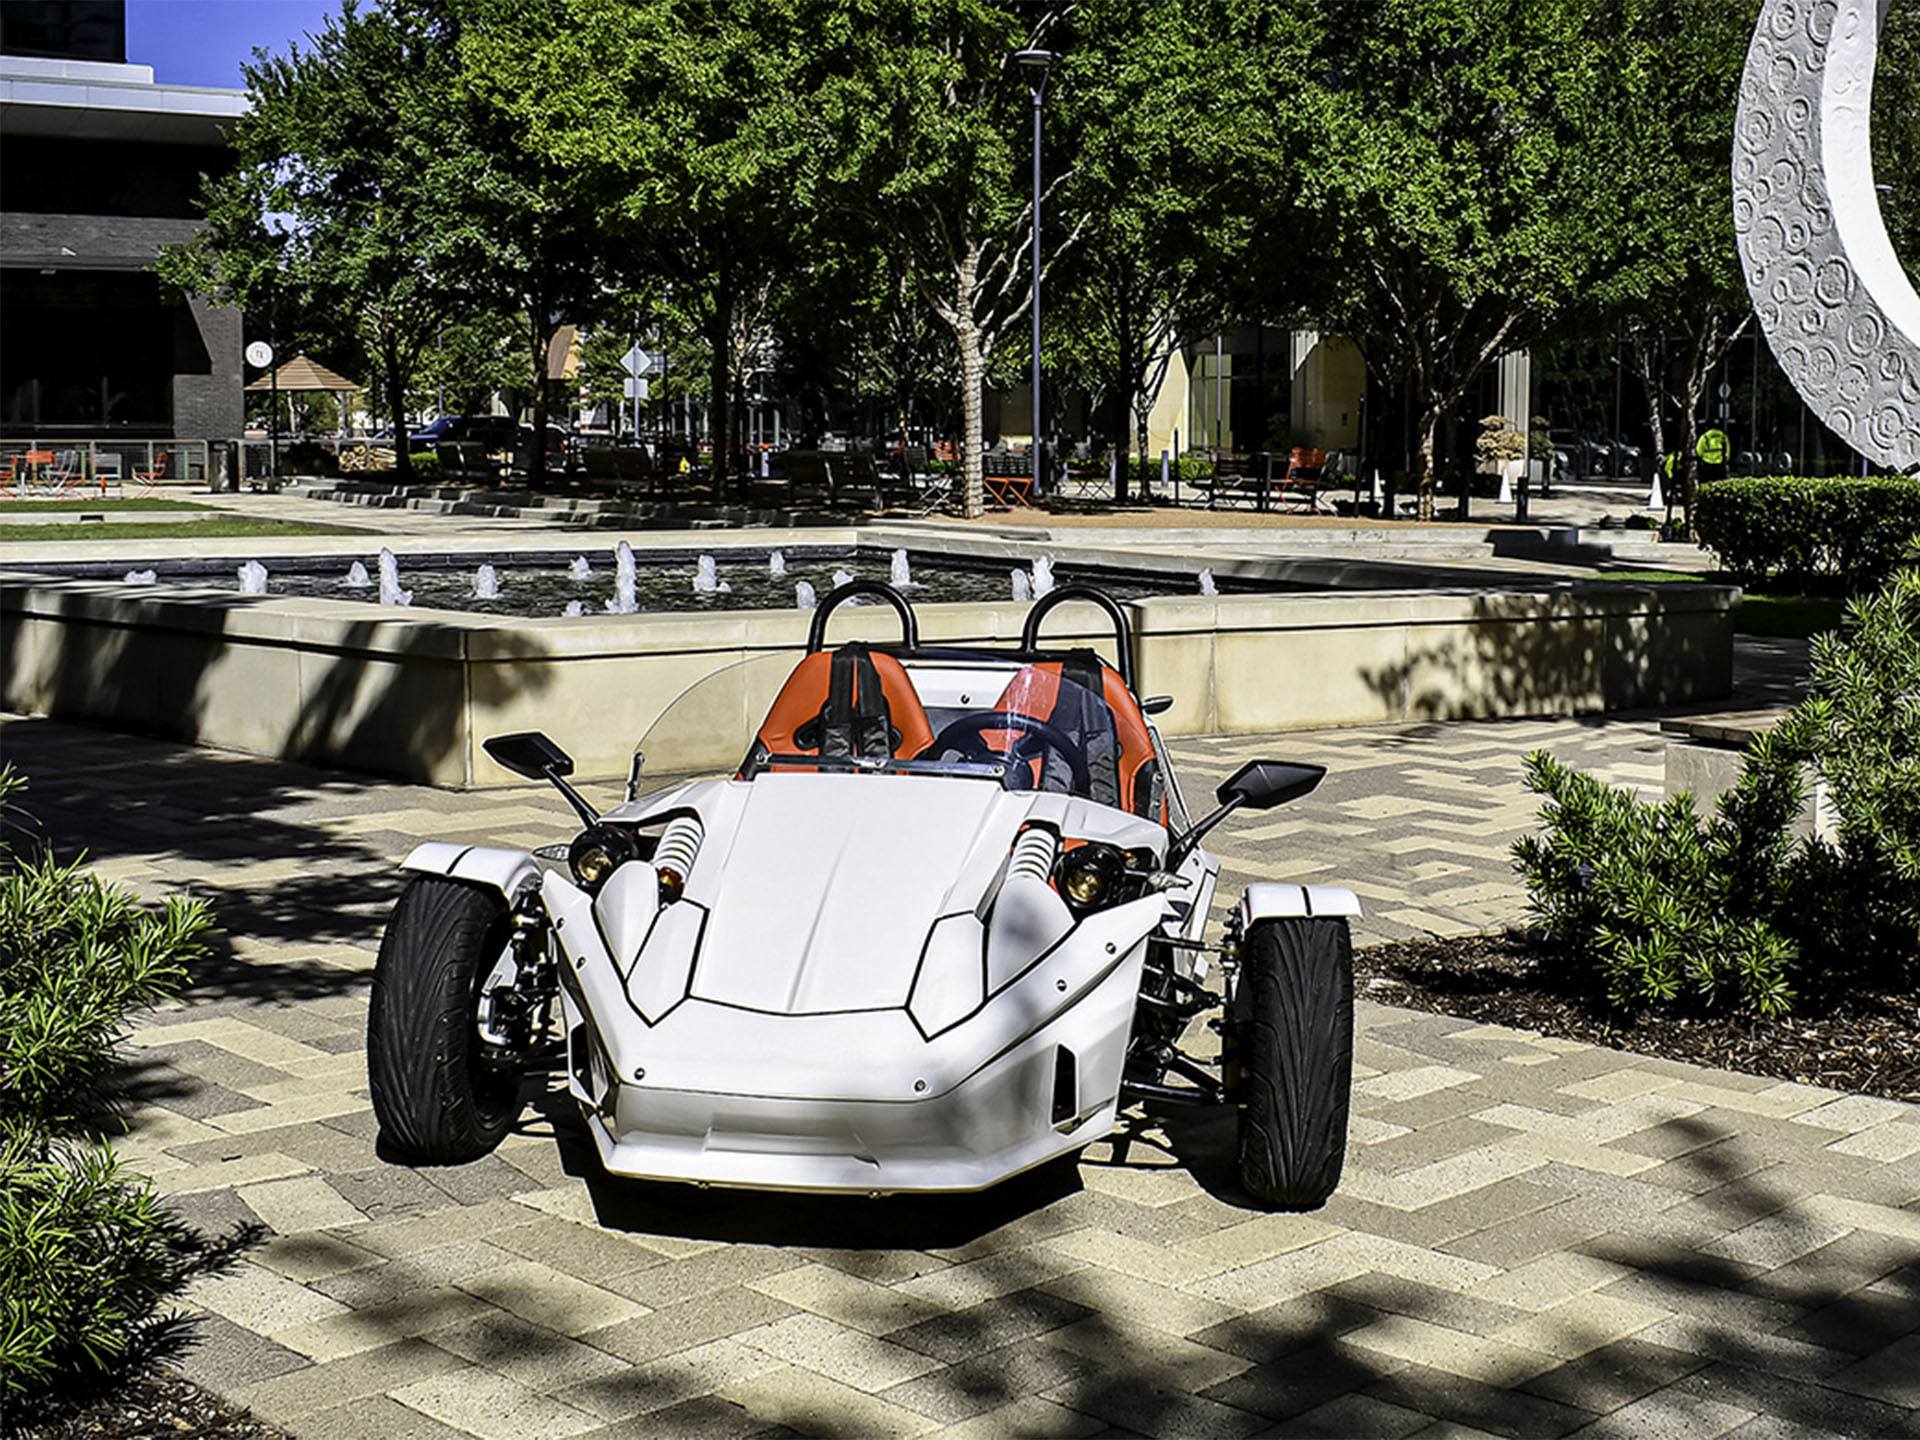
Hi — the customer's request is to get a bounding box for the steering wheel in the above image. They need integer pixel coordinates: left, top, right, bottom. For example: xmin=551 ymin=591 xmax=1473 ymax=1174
xmin=931 ymin=712 xmax=1090 ymax=794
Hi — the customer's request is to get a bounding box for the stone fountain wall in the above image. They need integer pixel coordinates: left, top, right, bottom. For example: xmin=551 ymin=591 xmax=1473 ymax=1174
xmin=1 ymin=576 xmax=1735 ymax=786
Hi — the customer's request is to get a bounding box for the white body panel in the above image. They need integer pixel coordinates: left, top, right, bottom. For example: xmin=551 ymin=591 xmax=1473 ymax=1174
xmin=1237 ymin=882 xmax=1362 ymax=925
xmin=402 ymin=841 xmax=539 ymax=902
xmin=542 ymin=770 xmax=1177 ymax=1191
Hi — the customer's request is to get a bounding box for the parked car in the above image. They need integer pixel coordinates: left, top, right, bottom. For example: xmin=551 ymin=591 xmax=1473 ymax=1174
xmin=368 ymin=583 xmax=1359 ymax=1208
xmin=408 ymin=415 xmax=517 ymax=451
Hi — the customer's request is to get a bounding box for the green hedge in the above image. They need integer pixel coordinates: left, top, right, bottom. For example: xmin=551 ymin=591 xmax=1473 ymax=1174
xmin=1695 ymin=476 xmax=1920 ymax=590
xmin=0 ymin=769 xmax=227 ymax=1405
xmin=1513 ymin=562 xmax=1920 ymax=1015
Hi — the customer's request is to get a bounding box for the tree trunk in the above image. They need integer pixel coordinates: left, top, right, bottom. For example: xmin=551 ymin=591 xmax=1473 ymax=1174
xmin=707 ymin=264 xmax=734 ymax=496
xmin=1112 ymin=304 xmax=1133 ymax=502
xmin=1413 ymin=402 xmax=1440 ymax=522
xmin=957 ymin=321 xmax=986 ymax=518
xmin=528 ymin=308 xmax=551 ymax=491
xmin=1135 ymin=403 xmax=1151 ymax=501
xmin=384 ymin=326 xmax=412 ymax=484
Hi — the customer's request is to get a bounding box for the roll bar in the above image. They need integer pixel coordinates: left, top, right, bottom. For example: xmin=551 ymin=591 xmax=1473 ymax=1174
xmin=1019 ymin=585 xmax=1135 ymax=688
xmin=807 ymin=580 xmax=921 ymax=652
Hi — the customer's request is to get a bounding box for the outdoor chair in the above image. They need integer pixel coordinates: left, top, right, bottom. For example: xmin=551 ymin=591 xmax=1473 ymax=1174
xmin=983 ymin=449 xmax=1034 ymax=508
xmin=436 ymin=440 xmax=494 ymax=481
xmin=45 ymin=449 xmax=87 ymax=497
xmin=129 ymin=448 xmax=171 ymax=497
xmin=783 ymin=452 xmax=834 ymax=503
xmin=1275 ymin=447 xmax=1329 ymax=513
xmin=612 ymin=446 xmax=653 ymax=492
xmin=829 ymin=451 xmax=889 ymax=509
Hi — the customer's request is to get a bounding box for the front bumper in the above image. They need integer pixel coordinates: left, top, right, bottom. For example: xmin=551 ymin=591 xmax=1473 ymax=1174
xmin=574 ymin=951 xmax=1143 ymax=1194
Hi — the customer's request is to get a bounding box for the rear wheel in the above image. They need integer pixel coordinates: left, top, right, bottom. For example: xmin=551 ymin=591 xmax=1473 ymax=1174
xmin=368 ymin=876 xmax=522 ymax=1163
xmin=1233 ymin=917 xmax=1353 ymax=1208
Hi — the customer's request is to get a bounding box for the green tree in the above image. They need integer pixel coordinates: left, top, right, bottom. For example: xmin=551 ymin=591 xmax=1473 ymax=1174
xmin=822 ymin=0 xmax=1086 ymax=515
xmin=1873 ymin=3 xmax=1920 ymax=289
xmin=1603 ymin=0 xmax=1757 ymax=519
xmin=1052 ymin=0 xmax=1274 ymax=499
xmin=465 ymin=0 xmax=818 ymax=492
xmin=158 ymin=0 xmax=459 ymax=482
xmin=1267 ymin=0 xmax=1633 ymax=520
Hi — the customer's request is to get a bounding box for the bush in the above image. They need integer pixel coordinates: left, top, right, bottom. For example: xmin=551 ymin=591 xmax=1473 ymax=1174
xmin=1513 ymin=561 xmax=1920 ymax=1014
xmin=1694 ymin=475 xmax=1920 ymax=590
xmin=0 ymin=769 xmax=224 ymax=1402
xmin=279 ymin=440 xmax=339 ymax=477
xmin=406 ymin=450 xmax=442 ymax=480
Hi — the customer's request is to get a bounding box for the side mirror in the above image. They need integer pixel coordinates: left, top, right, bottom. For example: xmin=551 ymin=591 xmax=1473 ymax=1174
xmin=484 ymin=731 xmax=574 ymax=780
xmin=484 ymin=731 xmax=597 ymax=827
xmin=1169 ymin=758 xmax=1328 ymax=868
xmin=1216 ymin=760 xmax=1325 ymax=811
xmin=1141 ymin=695 xmax=1174 ymax=716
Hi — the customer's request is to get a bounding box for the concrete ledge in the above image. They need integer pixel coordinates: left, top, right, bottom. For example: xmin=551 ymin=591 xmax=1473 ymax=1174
xmin=2 ymin=575 xmax=1737 ymax=787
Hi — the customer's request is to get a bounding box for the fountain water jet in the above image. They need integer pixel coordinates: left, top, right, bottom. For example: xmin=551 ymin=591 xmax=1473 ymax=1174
xmin=795 ymin=580 xmax=818 ymax=609
xmin=1030 ymin=555 xmax=1056 ymax=599
xmin=889 ymin=549 xmax=919 ymax=588
xmin=564 ymin=600 xmax=586 ymax=618
xmin=473 ymin=564 xmax=502 ymax=600
xmin=377 ymin=549 xmax=412 ymax=606
xmin=769 ymin=549 xmax=786 ymax=579
xmin=238 ymin=560 xmax=269 ymax=595
xmin=692 ymin=555 xmax=732 ymax=594
xmin=1011 ymin=569 xmax=1032 ymax=603
xmin=123 ymin=569 xmax=156 ymax=585
xmin=605 ymin=541 xmax=638 ymax=614
xmin=569 ymin=555 xmax=593 ymax=580
xmin=343 ymin=560 xmax=372 ymax=589
xmin=1198 ymin=568 xmax=1217 ymax=596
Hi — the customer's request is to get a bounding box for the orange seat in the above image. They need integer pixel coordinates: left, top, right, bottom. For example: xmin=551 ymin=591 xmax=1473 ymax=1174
xmin=992 ymin=660 xmax=1164 ymax=821
xmin=754 ymin=647 xmax=934 ymax=762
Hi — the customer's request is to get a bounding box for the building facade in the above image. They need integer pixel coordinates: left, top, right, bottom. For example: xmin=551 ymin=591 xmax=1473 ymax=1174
xmin=0 ymin=0 xmax=245 ymax=446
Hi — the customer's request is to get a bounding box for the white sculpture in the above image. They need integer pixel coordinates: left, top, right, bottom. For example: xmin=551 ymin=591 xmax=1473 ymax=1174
xmin=1734 ymin=0 xmax=1919 ymax=470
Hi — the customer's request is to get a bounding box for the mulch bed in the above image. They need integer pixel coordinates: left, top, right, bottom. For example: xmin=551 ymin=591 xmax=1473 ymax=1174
xmin=1355 ymin=931 xmax=1920 ymax=1104
xmin=15 ymin=1367 xmax=286 ymax=1440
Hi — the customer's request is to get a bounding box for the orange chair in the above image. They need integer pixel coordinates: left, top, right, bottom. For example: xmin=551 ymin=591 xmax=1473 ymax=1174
xmin=130 ymin=448 xmax=171 ymax=497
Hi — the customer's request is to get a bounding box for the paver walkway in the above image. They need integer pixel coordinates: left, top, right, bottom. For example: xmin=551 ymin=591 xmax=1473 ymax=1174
xmin=5 ymin=675 xmax=1914 ymax=1440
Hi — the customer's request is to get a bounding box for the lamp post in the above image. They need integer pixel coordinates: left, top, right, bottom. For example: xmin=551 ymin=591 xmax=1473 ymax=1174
xmin=1012 ymin=48 xmax=1059 ymax=496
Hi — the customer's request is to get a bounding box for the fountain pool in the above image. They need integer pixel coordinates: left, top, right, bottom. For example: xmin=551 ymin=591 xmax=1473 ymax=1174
xmin=128 ymin=546 xmax=1256 ymax=617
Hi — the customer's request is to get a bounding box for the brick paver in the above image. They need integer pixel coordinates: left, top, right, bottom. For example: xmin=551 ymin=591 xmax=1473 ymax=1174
xmin=3 ymin=681 xmax=1914 ymax=1438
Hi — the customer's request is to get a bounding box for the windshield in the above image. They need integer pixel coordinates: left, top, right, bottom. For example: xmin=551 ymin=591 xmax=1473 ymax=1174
xmin=633 ymin=652 xmax=1116 ymax=796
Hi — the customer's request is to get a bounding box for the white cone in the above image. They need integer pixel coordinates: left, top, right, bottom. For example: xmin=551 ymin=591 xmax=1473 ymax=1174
xmin=1648 ymin=475 xmax=1664 ymax=510
xmin=1370 ymin=469 xmax=1383 ymax=507
xmin=1498 ymin=468 xmax=1513 ymax=505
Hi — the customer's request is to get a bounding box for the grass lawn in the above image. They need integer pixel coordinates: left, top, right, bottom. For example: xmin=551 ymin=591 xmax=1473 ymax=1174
xmin=1592 ymin=569 xmax=1846 ymax=639
xmin=0 ymin=518 xmax=358 ymax=543
xmin=0 ymin=497 xmax=212 ymax=512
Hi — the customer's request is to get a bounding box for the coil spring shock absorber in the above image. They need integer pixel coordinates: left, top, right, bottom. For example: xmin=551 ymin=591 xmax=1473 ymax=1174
xmin=1007 ymin=826 xmax=1059 ymax=885
xmin=653 ymin=815 xmax=704 ymax=902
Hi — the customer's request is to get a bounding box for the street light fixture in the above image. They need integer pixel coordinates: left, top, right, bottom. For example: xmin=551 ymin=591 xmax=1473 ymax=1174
xmin=1012 ymin=47 xmax=1060 ymax=497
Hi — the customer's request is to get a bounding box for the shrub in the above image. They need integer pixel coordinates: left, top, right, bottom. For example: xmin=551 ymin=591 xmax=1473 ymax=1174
xmin=1694 ymin=475 xmax=1920 ymax=590
xmin=406 ymin=450 xmax=443 ymax=480
xmin=0 ymin=769 xmax=223 ymax=1402
xmin=1513 ymin=560 xmax=1920 ymax=1014
xmin=279 ymin=440 xmax=339 ymax=477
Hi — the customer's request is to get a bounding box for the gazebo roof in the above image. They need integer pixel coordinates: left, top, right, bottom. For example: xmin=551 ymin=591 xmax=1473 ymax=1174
xmin=244 ymin=354 xmax=361 ymax=392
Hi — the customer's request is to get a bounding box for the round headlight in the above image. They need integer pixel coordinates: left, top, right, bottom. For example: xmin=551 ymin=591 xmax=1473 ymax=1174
xmin=1057 ymin=843 xmax=1125 ymax=911
xmin=568 ymin=825 xmax=637 ymax=890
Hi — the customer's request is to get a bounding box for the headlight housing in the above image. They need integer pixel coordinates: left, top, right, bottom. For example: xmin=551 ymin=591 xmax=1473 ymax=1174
xmin=568 ymin=824 xmax=639 ymax=890
xmin=1055 ymin=842 xmax=1126 ymax=913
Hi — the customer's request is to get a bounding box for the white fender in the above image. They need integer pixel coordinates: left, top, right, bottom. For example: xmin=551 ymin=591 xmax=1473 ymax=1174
xmin=401 ymin=842 xmax=539 ymax=903
xmin=1237 ymin=882 xmax=1362 ymax=927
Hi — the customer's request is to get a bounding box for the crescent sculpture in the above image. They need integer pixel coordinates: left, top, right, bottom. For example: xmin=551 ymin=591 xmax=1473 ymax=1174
xmin=1733 ymin=0 xmax=1920 ymax=471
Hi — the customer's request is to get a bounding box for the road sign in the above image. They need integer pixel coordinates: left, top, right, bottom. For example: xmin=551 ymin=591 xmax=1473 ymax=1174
xmin=246 ymin=341 xmax=274 ymax=368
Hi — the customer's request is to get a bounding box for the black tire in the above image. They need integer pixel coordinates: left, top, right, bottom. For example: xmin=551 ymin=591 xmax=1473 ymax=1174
xmin=1233 ymin=916 xmax=1353 ymax=1209
xmin=368 ymin=876 xmax=522 ymax=1163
